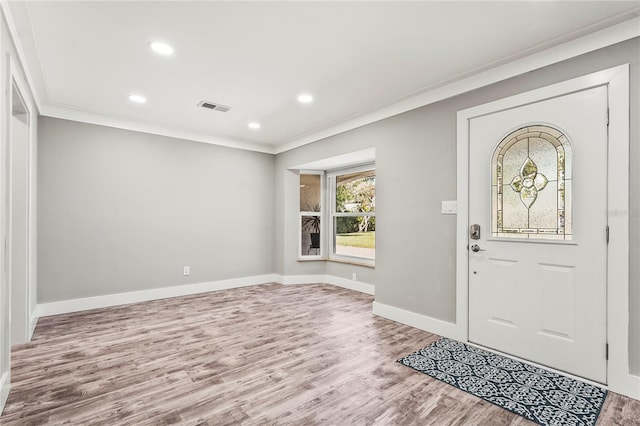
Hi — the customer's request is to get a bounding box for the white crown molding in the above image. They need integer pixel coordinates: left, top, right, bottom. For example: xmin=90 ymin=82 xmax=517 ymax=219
xmin=1 ymin=1 xmax=274 ymax=154
xmin=274 ymin=16 xmax=640 ymax=154
xmin=2 ymin=3 xmax=638 ymax=156
xmin=0 ymin=0 xmax=42 ymax=110
xmin=40 ymin=104 xmax=276 ymax=154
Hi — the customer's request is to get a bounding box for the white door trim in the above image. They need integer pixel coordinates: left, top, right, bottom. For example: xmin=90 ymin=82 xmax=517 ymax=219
xmin=8 ymin=57 xmax=37 ymax=343
xmin=456 ymin=64 xmax=637 ymax=398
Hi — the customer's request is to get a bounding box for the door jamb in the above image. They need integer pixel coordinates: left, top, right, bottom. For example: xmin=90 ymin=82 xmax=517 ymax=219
xmin=455 ymin=64 xmax=635 ymax=398
xmin=7 ymin=57 xmax=36 ymax=343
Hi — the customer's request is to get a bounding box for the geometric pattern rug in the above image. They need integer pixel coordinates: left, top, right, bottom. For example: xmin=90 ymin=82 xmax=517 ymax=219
xmin=397 ymin=337 xmax=607 ymax=426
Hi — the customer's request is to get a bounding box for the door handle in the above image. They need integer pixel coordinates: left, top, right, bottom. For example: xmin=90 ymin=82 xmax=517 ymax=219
xmin=470 ymin=244 xmax=485 ymax=252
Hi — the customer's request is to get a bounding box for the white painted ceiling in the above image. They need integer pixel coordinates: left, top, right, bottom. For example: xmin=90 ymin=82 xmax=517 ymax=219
xmin=6 ymin=1 xmax=640 ymax=153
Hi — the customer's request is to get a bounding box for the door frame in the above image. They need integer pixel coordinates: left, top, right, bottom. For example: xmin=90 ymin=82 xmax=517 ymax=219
xmin=8 ymin=57 xmax=36 ymax=344
xmin=0 ymin=53 xmax=38 ymax=412
xmin=456 ymin=64 xmax=635 ymax=398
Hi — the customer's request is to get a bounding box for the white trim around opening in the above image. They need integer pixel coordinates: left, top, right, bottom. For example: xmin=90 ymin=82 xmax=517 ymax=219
xmin=456 ymin=64 xmax=637 ymax=399
xmin=9 ymin=57 xmax=37 ymax=344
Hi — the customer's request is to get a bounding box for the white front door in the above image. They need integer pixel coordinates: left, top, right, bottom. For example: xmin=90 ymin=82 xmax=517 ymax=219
xmin=468 ymin=86 xmax=608 ymax=383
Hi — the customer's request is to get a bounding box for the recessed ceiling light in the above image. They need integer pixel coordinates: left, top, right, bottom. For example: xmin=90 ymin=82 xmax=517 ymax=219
xmin=128 ymin=94 xmax=147 ymax=103
xmin=248 ymin=122 xmax=261 ymax=129
xmin=150 ymin=41 xmax=174 ymax=55
xmin=298 ymin=94 xmax=313 ymax=103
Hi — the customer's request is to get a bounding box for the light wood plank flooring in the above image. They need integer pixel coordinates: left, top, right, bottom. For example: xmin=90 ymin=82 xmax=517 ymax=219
xmin=1 ymin=283 xmax=638 ymax=425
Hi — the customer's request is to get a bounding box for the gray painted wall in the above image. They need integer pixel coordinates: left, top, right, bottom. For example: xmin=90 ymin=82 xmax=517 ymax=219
xmin=36 ymin=39 xmax=639 ymax=375
xmin=38 ymin=118 xmax=275 ymax=302
xmin=273 ymin=38 xmax=640 ymax=374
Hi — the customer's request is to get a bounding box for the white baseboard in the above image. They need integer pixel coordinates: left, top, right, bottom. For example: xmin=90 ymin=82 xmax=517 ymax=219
xmin=273 ymin=274 xmax=325 ymax=285
xmin=610 ymin=372 xmax=640 ymax=400
xmin=25 ymin=273 xmax=640 ymax=400
xmin=325 ymin=275 xmax=375 ymax=295
xmin=0 ymin=371 xmax=9 ymax=416
xmin=28 ymin=311 xmax=38 ymax=340
xmin=372 ymin=301 xmax=640 ymax=400
xmin=36 ymin=274 xmax=277 ymax=317
xmin=273 ymin=274 xmax=375 ymax=295
xmin=372 ymin=301 xmax=460 ymax=340
xmin=36 ymin=273 xmax=374 ymax=318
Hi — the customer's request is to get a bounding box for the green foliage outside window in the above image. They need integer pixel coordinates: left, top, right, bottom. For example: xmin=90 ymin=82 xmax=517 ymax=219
xmin=335 ymin=172 xmax=375 ymax=233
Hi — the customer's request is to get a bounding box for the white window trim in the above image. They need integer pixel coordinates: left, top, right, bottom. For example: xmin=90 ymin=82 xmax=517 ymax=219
xmin=327 ymin=164 xmax=375 ymax=266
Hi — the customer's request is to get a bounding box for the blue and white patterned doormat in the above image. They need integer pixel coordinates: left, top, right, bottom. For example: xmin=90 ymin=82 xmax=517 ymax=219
xmin=398 ymin=338 xmax=607 ymax=426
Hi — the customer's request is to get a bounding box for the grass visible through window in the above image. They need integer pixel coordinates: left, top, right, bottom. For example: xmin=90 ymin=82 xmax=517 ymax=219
xmin=336 ymin=231 xmax=375 ymax=249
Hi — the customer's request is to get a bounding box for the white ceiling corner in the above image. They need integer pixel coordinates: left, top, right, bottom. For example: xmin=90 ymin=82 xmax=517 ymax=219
xmin=3 ymin=1 xmax=639 ymax=154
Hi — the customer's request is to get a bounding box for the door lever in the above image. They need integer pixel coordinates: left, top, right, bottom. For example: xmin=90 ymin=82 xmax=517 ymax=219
xmin=470 ymin=244 xmax=485 ymax=252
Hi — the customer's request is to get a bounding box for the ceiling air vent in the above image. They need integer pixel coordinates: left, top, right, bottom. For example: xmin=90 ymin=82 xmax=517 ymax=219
xmin=198 ymin=100 xmax=231 ymax=112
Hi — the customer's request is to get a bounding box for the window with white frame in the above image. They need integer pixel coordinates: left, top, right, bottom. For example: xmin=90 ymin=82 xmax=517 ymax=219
xmin=299 ymin=172 xmax=323 ymax=257
xmin=298 ymin=165 xmax=375 ymax=263
xmin=329 ymin=166 xmax=375 ymax=263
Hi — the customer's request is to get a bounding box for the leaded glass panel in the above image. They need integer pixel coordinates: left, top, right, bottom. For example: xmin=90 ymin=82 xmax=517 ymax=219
xmin=491 ymin=125 xmax=572 ymax=240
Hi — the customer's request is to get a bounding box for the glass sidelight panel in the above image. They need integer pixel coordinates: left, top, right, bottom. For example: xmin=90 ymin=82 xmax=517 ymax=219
xmin=491 ymin=125 xmax=572 ymax=240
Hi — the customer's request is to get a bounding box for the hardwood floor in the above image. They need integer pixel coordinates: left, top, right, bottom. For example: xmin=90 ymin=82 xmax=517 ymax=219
xmin=1 ymin=283 xmax=638 ymax=425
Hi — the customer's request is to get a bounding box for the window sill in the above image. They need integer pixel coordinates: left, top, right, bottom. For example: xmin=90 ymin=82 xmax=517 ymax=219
xmin=296 ymin=256 xmax=375 ymax=268
xmin=328 ymin=257 xmax=375 ymax=268
xmin=297 ymin=256 xmax=325 ymax=262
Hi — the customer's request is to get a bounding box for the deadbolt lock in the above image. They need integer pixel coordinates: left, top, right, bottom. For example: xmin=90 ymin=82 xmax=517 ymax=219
xmin=470 ymin=224 xmax=481 ymax=240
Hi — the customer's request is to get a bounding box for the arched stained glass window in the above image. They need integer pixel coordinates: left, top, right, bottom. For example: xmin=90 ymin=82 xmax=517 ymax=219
xmin=492 ymin=125 xmax=572 ymax=240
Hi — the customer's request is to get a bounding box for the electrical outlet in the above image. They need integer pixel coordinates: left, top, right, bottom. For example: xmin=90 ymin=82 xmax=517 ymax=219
xmin=183 ymin=266 xmax=190 ymax=276
xmin=352 ymin=272 xmax=357 ymax=281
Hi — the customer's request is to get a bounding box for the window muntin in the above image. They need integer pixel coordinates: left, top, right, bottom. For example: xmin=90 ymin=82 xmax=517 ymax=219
xmin=492 ymin=125 xmax=572 ymax=240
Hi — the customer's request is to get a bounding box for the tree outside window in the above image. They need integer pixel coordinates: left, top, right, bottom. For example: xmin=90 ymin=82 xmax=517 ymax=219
xmin=333 ymin=169 xmax=375 ymax=260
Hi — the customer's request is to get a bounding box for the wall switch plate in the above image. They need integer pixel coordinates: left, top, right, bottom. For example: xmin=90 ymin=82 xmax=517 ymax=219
xmin=183 ymin=266 xmax=190 ymax=276
xmin=441 ymin=200 xmax=457 ymax=215
xmin=352 ymin=272 xmax=357 ymax=281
